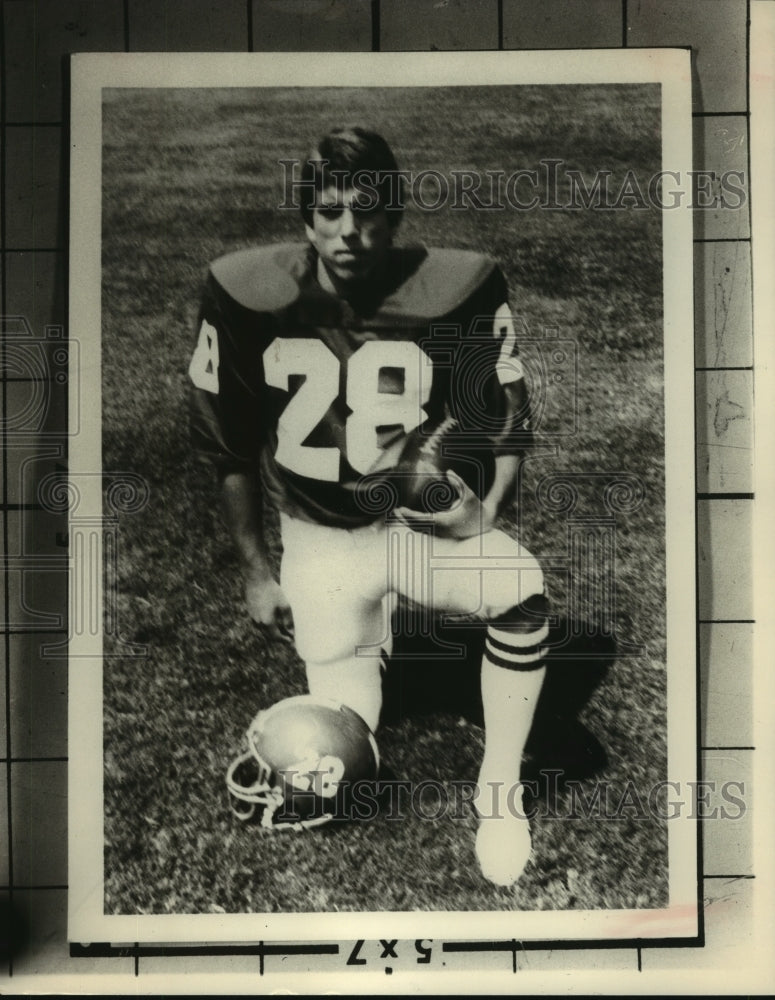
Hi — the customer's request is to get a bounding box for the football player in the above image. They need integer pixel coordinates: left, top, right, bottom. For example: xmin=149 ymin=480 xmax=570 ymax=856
xmin=189 ymin=126 xmax=549 ymax=887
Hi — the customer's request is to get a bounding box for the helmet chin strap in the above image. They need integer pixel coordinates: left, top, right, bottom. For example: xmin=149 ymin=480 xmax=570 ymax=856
xmin=264 ymin=810 xmax=335 ymax=832
xmin=226 ymin=749 xmax=337 ymax=831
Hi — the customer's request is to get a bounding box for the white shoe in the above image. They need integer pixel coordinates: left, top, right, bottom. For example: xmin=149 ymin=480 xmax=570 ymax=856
xmin=475 ymin=813 xmax=532 ymax=887
xmin=474 ymin=778 xmax=532 ymax=887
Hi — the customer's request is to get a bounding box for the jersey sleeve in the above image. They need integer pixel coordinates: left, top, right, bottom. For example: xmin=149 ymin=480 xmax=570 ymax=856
xmin=188 ymin=271 xmax=263 ymax=476
xmin=489 ymin=297 xmax=535 ymax=456
xmin=449 ymin=265 xmax=534 ymax=457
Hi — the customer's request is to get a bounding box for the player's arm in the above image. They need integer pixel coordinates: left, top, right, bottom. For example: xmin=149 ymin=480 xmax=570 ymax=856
xmin=189 ymin=278 xmax=292 ymax=638
xmin=220 ymin=469 xmax=292 ymax=639
xmin=482 ymin=452 xmax=520 ymax=522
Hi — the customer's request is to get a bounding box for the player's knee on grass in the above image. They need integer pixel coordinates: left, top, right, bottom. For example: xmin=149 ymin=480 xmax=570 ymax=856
xmin=280 ymin=544 xmax=388 ymax=665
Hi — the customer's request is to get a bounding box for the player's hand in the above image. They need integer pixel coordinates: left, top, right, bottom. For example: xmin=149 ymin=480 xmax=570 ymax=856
xmin=395 ymin=471 xmax=495 ymax=539
xmin=244 ymin=571 xmax=294 ymax=642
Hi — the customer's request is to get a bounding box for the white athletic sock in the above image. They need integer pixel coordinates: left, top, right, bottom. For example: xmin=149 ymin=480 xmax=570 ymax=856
xmin=475 ymin=603 xmax=548 ymax=886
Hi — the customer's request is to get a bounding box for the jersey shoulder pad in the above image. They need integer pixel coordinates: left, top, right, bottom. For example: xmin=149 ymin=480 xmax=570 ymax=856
xmin=209 ymin=243 xmax=307 ymax=313
xmin=384 ymin=246 xmax=498 ymax=318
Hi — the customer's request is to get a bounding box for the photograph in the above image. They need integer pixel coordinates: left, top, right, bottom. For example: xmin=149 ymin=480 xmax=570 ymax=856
xmin=67 ymin=50 xmax=697 ymax=944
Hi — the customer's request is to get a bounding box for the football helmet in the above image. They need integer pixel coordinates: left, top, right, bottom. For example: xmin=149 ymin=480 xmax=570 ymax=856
xmin=226 ymin=695 xmax=380 ymax=831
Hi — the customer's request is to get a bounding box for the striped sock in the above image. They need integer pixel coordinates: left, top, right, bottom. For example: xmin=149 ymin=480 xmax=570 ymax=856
xmin=483 ymin=594 xmax=550 ymax=672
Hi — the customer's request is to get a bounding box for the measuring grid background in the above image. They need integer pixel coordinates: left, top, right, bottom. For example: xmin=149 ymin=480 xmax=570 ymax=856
xmin=0 ymin=0 xmax=758 ymax=986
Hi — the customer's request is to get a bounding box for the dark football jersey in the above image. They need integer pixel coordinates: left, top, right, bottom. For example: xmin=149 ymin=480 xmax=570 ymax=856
xmin=189 ymin=243 xmax=532 ymax=526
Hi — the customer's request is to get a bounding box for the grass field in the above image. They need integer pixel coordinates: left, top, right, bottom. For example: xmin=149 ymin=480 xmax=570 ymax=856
xmin=100 ymin=82 xmax=668 ymax=916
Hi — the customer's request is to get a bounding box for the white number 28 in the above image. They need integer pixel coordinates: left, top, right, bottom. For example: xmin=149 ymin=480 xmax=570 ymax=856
xmin=263 ymin=338 xmax=431 ymax=481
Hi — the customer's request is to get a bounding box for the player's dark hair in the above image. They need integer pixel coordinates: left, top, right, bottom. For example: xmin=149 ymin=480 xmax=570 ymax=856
xmin=300 ymin=126 xmax=404 ymax=229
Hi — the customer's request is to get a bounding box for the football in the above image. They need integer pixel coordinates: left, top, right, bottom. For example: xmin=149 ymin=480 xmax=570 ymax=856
xmin=353 ymin=416 xmax=496 ymax=516
xmin=392 ymin=415 xmax=496 ymax=513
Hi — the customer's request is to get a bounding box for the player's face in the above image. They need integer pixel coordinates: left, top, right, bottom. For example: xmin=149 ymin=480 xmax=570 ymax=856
xmin=306 ymin=184 xmax=392 ymax=291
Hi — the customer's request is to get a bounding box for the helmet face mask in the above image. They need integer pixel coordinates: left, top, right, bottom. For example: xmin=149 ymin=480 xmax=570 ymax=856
xmin=226 ymin=695 xmax=380 ymax=831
